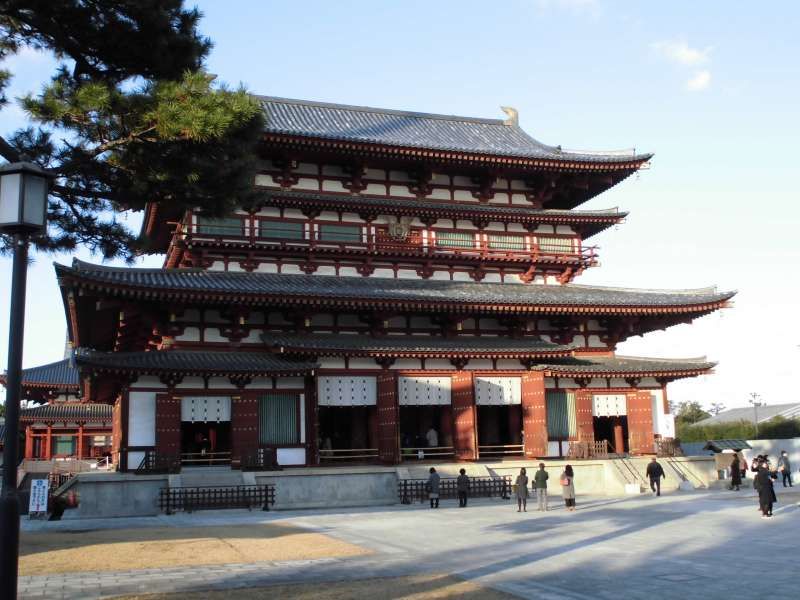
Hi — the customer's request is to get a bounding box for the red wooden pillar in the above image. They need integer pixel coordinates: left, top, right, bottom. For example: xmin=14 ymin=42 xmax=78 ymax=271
xmin=231 ymin=393 xmax=259 ymax=465
xmin=377 ymin=372 xmax=399 ymax=464
xmin=77 ymin=424 xmax=84 ymax=459
xmin=45 ymin=425 xmax=52 ymax=460
xmin=24 ymin=426 xmax=33 ymax=459
xmin=521 ymin=372 xmax=547 ymax=457
xmin=439 ymin=406 xmax=453 ymax=448
xmin=112 ymin=393 xmax=124 ymax=470
xmin=155 ymin=393 xmax=181 ymax=459
xmin=452 ymin=371 xmax=477 ymax=460
xmin=574 ymin=389 xmax=595 ymax=442
xmin=613 ymin=418 xmax=625 ymax=454
xmin=305 ymin=375 xmax=319 ymax=465
xmin=627 ymin=390 xmax=655 ymax=454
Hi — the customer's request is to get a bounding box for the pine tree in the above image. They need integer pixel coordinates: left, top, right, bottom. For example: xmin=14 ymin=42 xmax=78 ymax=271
xmin=0 ymin=0 xmax=264 ymax=259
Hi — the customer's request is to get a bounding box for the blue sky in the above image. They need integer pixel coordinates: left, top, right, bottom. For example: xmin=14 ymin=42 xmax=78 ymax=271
xmin=1 ymin=0 xmax=799 ymax=410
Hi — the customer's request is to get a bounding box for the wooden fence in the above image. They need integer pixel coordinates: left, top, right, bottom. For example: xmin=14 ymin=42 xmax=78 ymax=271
xmin=398 ymin=476 xmax=512 ymax=504
xmin=159 ymin=484 xmax=276 ymax=514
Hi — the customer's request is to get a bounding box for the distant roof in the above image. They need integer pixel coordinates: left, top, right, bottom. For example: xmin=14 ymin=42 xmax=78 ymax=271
xmin=0 ymin=359 xmax=79 ymax=390
xmin=267 ymin=333 xmax=574 ymax=359
xmin=694 ymin=403 xmax=800 ymax=426
xmin=255 ymin=190 xmax=626 ymax=239
xmin=57 ymin=260 xmax=735 ymax=316
xmin=703 ymin=440 xmax=753 ymax=453
xmin=540 ymin=355 xmax=715 ymax=378
xmin=260 ymin=96 xmax=652 ymax=166
xmin=74 ymin=348 xmax=317 ymax=377
xmin=20 ymin=403 xmax=112 ymax=423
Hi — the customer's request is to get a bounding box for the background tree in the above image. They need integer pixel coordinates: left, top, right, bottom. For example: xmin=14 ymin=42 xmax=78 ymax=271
xmin=0 ymin=0 xmax=264 ymax=259
xmin=709 ymin=402 xmax=726 ymax=416
xmin=675 ymin=401 xmax=710 ymax=425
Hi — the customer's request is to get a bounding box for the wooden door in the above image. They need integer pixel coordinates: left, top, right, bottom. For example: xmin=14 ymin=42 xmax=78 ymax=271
xmin=377 ymin=372 xmax=399 ymax=464
xmin=521 ymin=372 xmax=547 ymax=457
xmin=155 ymin=393 xmax=181 ymax=458
xmin=627 ymin=391 xmax=655 ymax=454
xmin=231 ymin=394 xmax=259 ymax=463
xmin=452 ymin=371 xmax=477 ymax=460
xmin=575 ymin=390 xmax=595 ymax=441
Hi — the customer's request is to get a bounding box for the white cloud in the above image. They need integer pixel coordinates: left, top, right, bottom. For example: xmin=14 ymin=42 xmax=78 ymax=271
xmin=651 ymin=40 xmax=712 ymax=66
xmin=686 ymin=70 xmax=711 ymax=91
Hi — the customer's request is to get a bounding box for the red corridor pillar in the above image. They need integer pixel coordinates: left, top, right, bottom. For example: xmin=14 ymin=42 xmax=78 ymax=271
xmin=451 ymin=371 xmax=477 ymax=460
xmin=377 ymin=372 xmax=399 ymax=464
xmin=521 ymin=372 xmax=547 ymax=457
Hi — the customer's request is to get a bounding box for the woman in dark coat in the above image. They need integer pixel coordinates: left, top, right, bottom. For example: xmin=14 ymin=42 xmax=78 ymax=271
xmin=729 ymin=455 xmax=742 ymax=491
xmin=755 ymin=463 xmax=777 ymax=518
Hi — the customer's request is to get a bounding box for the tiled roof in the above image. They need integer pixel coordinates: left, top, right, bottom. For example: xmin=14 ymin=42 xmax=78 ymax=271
xmin=703 ymin=440 xmax=753 ymax=452
xmin=57 ymin=260 xmax=735 ymax=314
xmin=0 ymin=359 xmax=79 ymax=389
xmin=267 ymin=333 xmax=573 ymax=358
xmin=74 ymin=348 xmax=316 ymax=376
xmin=260 ymin=97 xmax=652 ymax=165
xmin=540 ymin=355 xmax=716 ymax=377
xmin=694 ymin=403 xmax=800 ymax=426
xmin=255 ymin=190 xmax=626 ymax=238
xmin=20 ymin=403 xmax=112 ymax=423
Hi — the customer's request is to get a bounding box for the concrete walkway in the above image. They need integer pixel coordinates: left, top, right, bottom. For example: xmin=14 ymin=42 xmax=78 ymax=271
xmin=19 ymin=488 xmax=800 ymax=599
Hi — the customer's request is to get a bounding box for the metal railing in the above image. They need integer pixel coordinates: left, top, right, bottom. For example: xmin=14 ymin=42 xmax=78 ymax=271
xmin=398 ymin=476 xmax=512 ymax=504
xmin=159 ymin=484 xmax=275 ymax=514
xmin=136 ymin=450 xmax=181 ymax=474
xmin=183 ymin=222 xmax=596 ymax=266
xmin=401 ymin=446 xmax=455 ymax=460
xmin=567 ymin=440 xmax=609 ymax=460
xmin=319 ymin=448 xmax=380 ymax=462
xmin=478 ymin=444 xmax=524 ymax=458
xmin=180 ymin=451 xmax=232 ymax=466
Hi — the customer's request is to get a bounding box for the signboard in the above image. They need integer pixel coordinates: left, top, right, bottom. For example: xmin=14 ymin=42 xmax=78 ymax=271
xmin=29 ymin=478 xmax=50 ymax=515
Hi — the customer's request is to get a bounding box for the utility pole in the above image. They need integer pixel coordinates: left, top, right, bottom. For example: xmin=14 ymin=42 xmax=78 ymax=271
xmin=748 ymin=392 xmax=764 ymax=438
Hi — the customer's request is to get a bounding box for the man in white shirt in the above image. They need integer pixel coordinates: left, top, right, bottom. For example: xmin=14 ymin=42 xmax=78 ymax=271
xmin=426 ymin=426 xmax=439 ymax=447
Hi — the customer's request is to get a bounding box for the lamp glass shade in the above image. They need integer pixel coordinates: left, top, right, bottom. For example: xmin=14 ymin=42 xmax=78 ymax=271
xmin=0 ymin=163 xmax=49 ymax=233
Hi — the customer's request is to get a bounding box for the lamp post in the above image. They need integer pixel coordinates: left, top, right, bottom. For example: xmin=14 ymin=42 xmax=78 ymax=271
xmin=0 ymin=161 xmax=51 ymax=600
xmin=748 ymin=392 xmax=764 ymax=438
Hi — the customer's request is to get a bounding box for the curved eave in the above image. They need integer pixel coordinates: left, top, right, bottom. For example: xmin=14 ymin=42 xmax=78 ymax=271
xmin=82 ymin=365 xmax=314 ymax=379
xmin=272 ymin=347 xmax=573 ymax=360
xmin=543 ymin=367 xmax=713 ymax=380
xmin=261 ymin=133 xmax=652 ymax=173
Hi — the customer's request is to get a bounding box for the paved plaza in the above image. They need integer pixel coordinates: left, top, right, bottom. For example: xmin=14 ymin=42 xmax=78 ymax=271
xmin=19 ymin=488 xmax=800 ymax=599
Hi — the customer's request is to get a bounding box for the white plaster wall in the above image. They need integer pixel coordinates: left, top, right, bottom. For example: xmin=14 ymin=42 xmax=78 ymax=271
xmin=128 ymin=392 xmax=156 ymax=446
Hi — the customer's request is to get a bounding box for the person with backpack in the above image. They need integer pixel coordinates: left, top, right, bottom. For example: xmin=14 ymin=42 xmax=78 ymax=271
xmin=646 ymin=457 xmax=666 ymax=496
xmin=776 ymin=451 xmax=792 ymax=488
xmin=560 ymin=464 xmax=576 ymax=511
xmin=534 ymin=463 xmax=549 ymax=511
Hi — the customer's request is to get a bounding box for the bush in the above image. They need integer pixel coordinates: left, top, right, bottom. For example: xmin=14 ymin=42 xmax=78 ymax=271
xmin=678 ymin=416 xmax=800 ymax=442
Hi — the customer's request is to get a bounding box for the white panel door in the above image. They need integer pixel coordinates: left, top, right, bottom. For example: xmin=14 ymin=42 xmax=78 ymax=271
xmin=317 ymin=376 xmax=377 ymax=406
xmin=475 ymin=377 xmax=521 ymax=405
xmin=398 ymin=376 xmax=451 ymax=405
xmin=592 ymin=394 xmax=627 ymax=417
xmin=181 ymin=396 xmax=232 ymax=422
xmin=128 ymin=391 xmax=156 ymax=446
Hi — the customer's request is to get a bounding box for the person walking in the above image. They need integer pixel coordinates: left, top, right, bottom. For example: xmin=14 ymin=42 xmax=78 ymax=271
xmin=755 ymin=461 xmax=777 ymax=518
xmin=729 ymin=454 xmax=742 ymax=491
xmin=777 ymin=451 xmax=792 ymax=488
xmin=515 ymin=467 xmax=529 ymax=512
xmin=534 ymin=463 xmax=549 ymax=511
xmin=646 ymin=457 xmax=666 ymax=496
xmin=427 ymin=467 xmax=440 ymax=509
xmin=560 ymin=464 xmax=576 ymax=511
xmin=457 ymin=468 xmax=470 ymax=507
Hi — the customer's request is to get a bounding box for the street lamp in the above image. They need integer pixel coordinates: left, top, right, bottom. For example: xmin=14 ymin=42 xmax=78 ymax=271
xmin=748 ymin=392 xmax=764 ymax=438
xmin=0 ymin=161 xmax=52 ymax=600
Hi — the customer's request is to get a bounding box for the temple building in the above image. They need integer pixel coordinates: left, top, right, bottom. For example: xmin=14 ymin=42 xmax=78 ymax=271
xmin=5 ymin=97 xmax=734 ymax=471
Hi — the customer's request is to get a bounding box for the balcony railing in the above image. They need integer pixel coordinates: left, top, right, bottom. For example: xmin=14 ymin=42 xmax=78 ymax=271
xmin=182 ymin=222 xmax=597 ymax=265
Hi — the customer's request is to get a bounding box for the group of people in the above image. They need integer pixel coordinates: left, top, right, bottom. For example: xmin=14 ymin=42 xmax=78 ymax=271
xmin=728 ymin=450 xmax=794 ymax=518
xmin=513 ymin=464 xmax=576 ymax=512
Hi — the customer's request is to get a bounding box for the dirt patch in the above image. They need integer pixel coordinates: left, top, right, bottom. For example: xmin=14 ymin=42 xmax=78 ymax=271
xmin=20 ymin=523 xmax=367 ymax=576
xmin=113 ymin=574 xmax=517 ymax=599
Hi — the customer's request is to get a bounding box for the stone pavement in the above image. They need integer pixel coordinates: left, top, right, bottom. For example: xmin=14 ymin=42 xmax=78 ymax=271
xmin=19 ymin=488 xmax=800 ymax=599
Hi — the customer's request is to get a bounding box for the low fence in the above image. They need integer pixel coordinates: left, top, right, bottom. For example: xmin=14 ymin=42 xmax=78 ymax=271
xmin=159 ymin=484 xmax=276 ymax=514
xmin=240 ymin=448 xmax=280 ymax=471
xmin=567 ymin=440 xmax=609 ymax=460
xmin=401 ymin=446 xmax=455 ymax=461
xmin=136 ymin=451 xmax=181 ymax=474
xmin=478 ymin=444 xmax=524 ymax=459
xmin=319 ymin=448 xmax=380 ymax=463
xmin=398 ymin=476 xmax=512 ymax=504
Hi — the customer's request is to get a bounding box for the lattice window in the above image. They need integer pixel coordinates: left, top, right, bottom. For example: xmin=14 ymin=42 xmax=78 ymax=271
xmin=259 ymin=220 xmax=304 ymax=240
xmin=487 ymin=233 xmax=526 ymax=251
xmin=537 ymin=236 xmax=574 ymax=254
xmin=546 ymin=390 xmax=578 ymax=438
xmin=435 ymin=230 xmax=475 ymax=249
xmin=195 ymin=216 xmax=243 ymax=236
xmin=54 ymin=435 xmax=76 ymax=455
xmin=259 ymin=394 xmax=299 ymax=445
xmin=318 ymin=223 xmax=362 ymax=243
